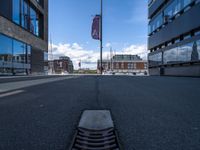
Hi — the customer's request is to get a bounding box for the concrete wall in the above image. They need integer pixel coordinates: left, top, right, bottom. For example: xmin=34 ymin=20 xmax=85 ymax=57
xmin=149 ymin=64 xmax=200 ymax=76
xmin=31 ymin=47 xmax=44 ymax=74
xmin=164 ymin=65 xmax=200 ymax=76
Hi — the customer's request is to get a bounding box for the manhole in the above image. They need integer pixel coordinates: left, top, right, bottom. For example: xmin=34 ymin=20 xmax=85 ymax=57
xmin=70 ymin=110 xmax=121 ymax=150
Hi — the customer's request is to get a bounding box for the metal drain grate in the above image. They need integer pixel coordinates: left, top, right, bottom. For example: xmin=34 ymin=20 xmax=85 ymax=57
xmin=71 ymin=127 xmax=120 ymax=150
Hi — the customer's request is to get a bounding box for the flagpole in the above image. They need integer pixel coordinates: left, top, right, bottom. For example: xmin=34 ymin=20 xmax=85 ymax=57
xmin=100 ymin=0 xmax=103 ymax=75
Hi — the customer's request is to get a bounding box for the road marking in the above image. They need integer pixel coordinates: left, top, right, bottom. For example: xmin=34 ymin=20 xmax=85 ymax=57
xmin=0 ymin=90 xmax=24 ymax=98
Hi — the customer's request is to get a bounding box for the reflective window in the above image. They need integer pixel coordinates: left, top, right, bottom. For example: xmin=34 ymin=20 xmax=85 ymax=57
xmin=13 ymin=40 xmax=25 ymax=63
xmin=191 ymin=41 xmax=199 ymax=61
xmin=149 ymin=13 xmax=163 ymax=34
xmin=30 ymin=7 xmax=39 ymax=36
xmin=12 ymin=0 xmax=42 ymax=37
xmin=164 ymin=0 xmax=177 ymax=18
xmin=183 ymin=0 xmax=192 ymax=8
xmin=197 ymin=40 xmax=200 ymax=60
xmin=0 ymin=34 xmax=31 ymax=74
xmin=164 ymin=48 xmax=178 ymax=64
xmin=179 ymin=43 xmax=193 ymax=62
xmin=0 ymin=34 xmax=12 ymax=63
xmin=148 ymin=0 xmax=196 ymax=35
xmin=21 ymin=0 xmax=29 ymax=29
xmin=161 ymin=42 xmax=199 ymax=65
xmin=149 ymin=52 xmax=162 ymax=66
xmin=13 ymin=0 xmax=20 ymax=24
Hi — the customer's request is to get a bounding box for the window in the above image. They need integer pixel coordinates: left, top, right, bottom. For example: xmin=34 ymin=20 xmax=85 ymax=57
xmin=116 ymin=63 xmax=119 ymax=69
xmin=21 ymin=0 xmax=29 ymax=29
xmin=133 ymin=63 xmax=136 ymax=69
xmin=121 ymin=63 xmax=124 ymax=69
xmin=164 ymin=48 xmax=178 ymax=64
xmin=164 ymin=0 xmax=181 ymax=20
xmin=13 ymin=0 xmax=20 ymax=24
xmin=13 ymin=40 xmax=25 ymax=63
xmin=0 ymin=34 xmax=31 ymax=74
xmin=12 ymin=0 xmax=42 ymax=37
xmin=128 ymin=63 xmax=131 ymax=69
xmin=30 ymin=7 xmax=39 ymax=36
xmin=0 ymin=34 xmax=13 ymax=63
xmin=149 ymin=13 xmax=163 ymax=34
xmin=197 ymin=40 xmax=200 ymax=60
xmin=148 ymin=0 xmax=197 ymax=35
xmin=183 ymin=0 xmax=192 ymax=8
xmin=191 ymin=41 xmax=199 ymax=61
xmin=178 ymin=43 xmax=193 ymax=62
xmin=162 ymin=42 xmax=198 ymax=65
xmin=148 ymin=52 xmax=162 ymax=66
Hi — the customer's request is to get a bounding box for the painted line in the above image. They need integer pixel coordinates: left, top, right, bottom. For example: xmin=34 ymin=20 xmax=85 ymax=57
xmin=0 ymin=90 xmax=25 ymax=98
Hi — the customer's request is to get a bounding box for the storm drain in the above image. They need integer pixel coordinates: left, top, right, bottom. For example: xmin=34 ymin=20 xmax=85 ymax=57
xmin=70 ymin=110 xmax=120 ymax=150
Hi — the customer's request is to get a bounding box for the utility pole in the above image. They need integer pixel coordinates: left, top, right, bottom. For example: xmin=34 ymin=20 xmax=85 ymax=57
xmin=100 ymin=0 xmax=103 ymax=74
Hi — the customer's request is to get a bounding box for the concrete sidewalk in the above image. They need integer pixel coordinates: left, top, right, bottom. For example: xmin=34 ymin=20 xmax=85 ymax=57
xmin=0 ymin=76 xmax=79 ymax=93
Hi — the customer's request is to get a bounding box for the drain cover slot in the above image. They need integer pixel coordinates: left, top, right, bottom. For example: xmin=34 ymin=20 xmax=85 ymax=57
xmin=70 ymin=110 xmax=120 ymax=150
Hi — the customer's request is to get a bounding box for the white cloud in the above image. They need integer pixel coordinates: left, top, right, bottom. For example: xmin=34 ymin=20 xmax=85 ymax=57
xmin=49 ymin=43 xmax=148 ymax=70
xmin=50 ymin=43 xmax=111 ymax=69
xmin=122 ymin=44 xmax=147 ymax=54
xmin=105 ymin=43 xmax=111 ymax=48
xmin=122 ymin=44 xmax=148 ymax=60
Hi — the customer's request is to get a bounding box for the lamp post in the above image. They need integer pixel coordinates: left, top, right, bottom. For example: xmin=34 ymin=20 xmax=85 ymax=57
xmin=100 ymin=0 xmax=103 ymax=74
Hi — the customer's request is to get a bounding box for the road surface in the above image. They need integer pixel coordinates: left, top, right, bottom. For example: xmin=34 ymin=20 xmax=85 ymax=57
xmin=0 ymin=75 xmax=200 ymax=150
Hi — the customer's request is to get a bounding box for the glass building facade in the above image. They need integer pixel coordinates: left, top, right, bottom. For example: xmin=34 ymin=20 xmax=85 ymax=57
xmin=148 ymin=0 xmax=200 ymax=76
xmin=0 ymin=0 xmax=48 ymax=75
xmin=12 ymin=0 xmax=43 ymax=37
xmin=0 ymin=34 xmax=31 ymax=75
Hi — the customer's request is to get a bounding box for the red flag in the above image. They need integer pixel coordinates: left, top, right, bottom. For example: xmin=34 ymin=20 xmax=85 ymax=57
xmin=91 ymin=15 xmax=101 ymax=40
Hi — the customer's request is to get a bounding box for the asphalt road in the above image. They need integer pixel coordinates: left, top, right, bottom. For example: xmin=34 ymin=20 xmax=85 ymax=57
xmin=0 ymin=75 xmax=200 ymax=150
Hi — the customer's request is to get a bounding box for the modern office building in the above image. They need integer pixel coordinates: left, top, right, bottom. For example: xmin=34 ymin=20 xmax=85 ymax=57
xmin=50 ymin=56 xmax=74 ymax=74
xmin=148 ymin=0 xmax=200 ymax=76
xmin=97 ymin=54 xmax=148 ymax=75
xmin=0 ymin=0 xmax=48 ymax=75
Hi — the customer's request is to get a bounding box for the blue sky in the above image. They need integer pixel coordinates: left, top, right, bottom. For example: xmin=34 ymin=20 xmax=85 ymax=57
xmin=49 ymin=0 xmax=148 ymax=69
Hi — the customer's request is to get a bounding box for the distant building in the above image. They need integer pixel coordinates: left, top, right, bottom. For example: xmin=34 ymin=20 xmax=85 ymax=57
xmin=0 ymin=0 xmax=48 ymax=75
xmin=50 ymin=56 xmax=74 ymax=74
xmin=148 ymin=0 xmax=200 ymax=76
xmin=97 ymin=54 xmax=148 ymax=74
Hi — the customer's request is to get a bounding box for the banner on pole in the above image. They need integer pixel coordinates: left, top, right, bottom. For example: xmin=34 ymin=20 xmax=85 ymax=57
xmin=91 ymin=15 xmax=101 ymax=40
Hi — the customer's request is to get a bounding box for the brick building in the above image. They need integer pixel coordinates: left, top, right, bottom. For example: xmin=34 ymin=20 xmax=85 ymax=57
xmin=97 ymin=55 xmax=148 ymax=74
xmin=49 ymin=56 xmax=74 ymax=74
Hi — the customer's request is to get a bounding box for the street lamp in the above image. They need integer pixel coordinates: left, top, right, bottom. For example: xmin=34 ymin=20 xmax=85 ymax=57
xmin=100 ymin=0 xmax=103 ymax=75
